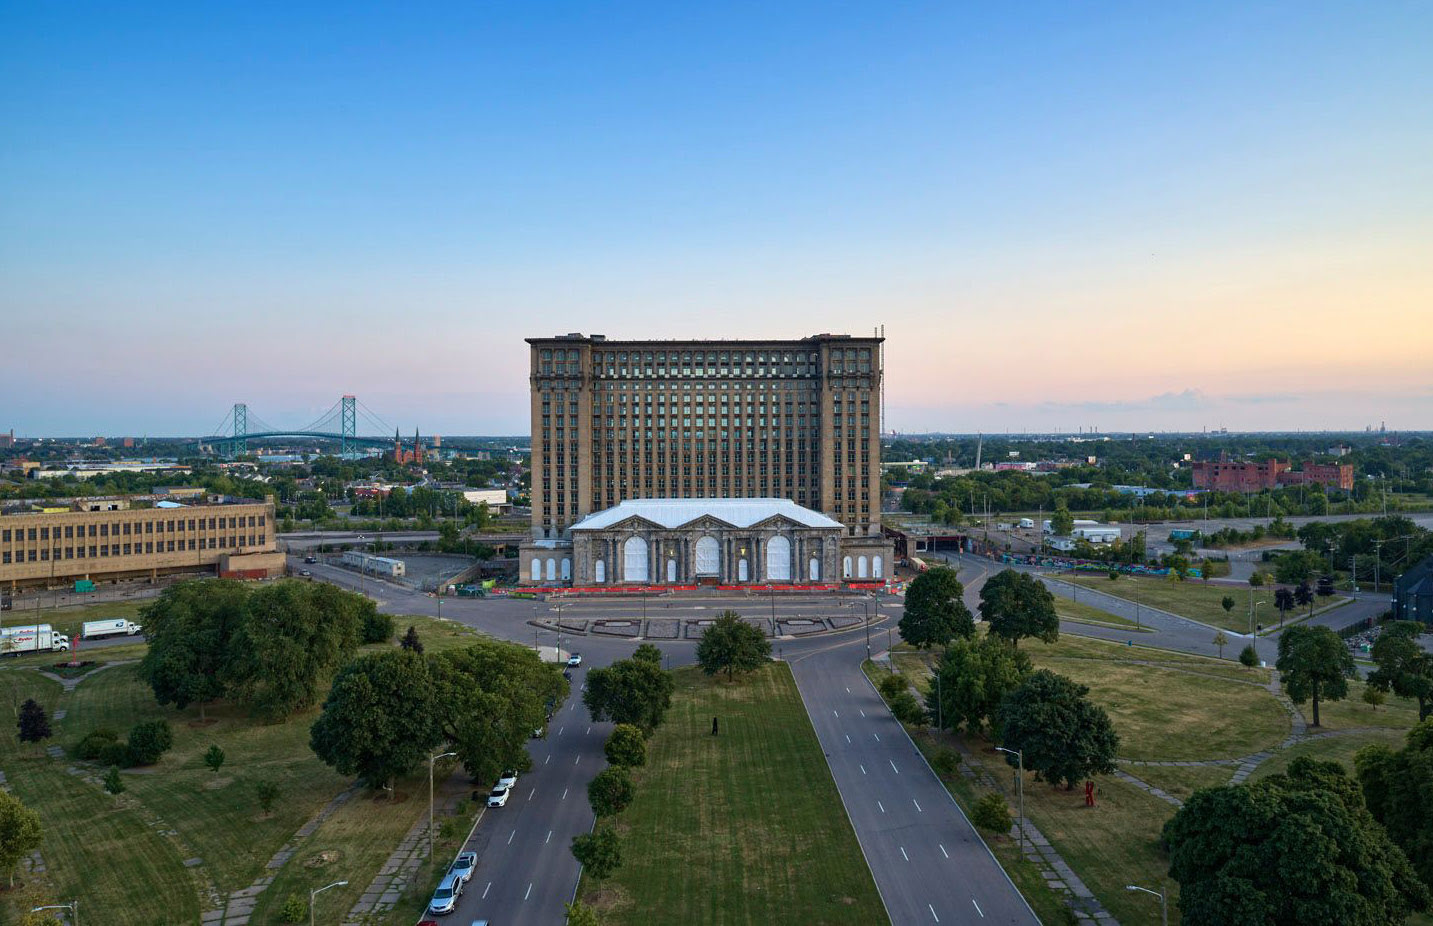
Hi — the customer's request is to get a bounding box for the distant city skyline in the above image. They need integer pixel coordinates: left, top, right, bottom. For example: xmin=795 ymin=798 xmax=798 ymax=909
xmin=3 ymin=3 xmax=1429 ymax=436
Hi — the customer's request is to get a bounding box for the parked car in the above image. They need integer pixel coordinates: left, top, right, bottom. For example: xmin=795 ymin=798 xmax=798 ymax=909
xmin=486 ymin=786 xmax=511 ymax=808
xmin=427 ymin=872 xmax=464 ymax=915
xmin=299 ymin=570 xmax=312 ymax=577
xmin=497 ymin=770 xmax=518 ymax=789
xmin=449 ymin=850 xmax=477 ymax=884
xmin=304 ymin=555 xmax=318 ymax=564
xmin=567 ymin=653 xmax=583 ymax=667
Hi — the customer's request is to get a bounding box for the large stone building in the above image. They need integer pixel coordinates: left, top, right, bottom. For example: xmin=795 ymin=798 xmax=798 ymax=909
xmin=1 ymin=495 xmax=284 ymax=592
xmin=521 ymin=333 xmax=891 ymax=585
xmin=1191 ymin=457 xmax=1354 ymax=493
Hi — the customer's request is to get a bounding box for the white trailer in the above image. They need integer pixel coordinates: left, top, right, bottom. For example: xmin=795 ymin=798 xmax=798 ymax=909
xmin=0 ymin=624 xmax=71 ymax=655
xmin=82 ymin=618 xmax=143 ymax=639
xmin=1018 ymin=518 xmax=1035 ymax=529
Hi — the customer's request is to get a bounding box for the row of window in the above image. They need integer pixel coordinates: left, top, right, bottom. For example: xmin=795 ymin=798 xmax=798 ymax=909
xmin=1 ymin=534 xmax=264 ymax=565
xmin=1 ymin=514 xmax=264 ymax=545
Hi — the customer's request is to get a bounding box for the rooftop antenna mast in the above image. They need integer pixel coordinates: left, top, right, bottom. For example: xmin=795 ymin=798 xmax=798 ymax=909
xmin=975 ymin=433 xmax=983 ymax=470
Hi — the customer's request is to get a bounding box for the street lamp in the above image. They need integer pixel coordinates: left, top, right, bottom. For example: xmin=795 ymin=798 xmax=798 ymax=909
xmin=1250 ymin=600 xmax=1264 ymax=637
xmin=863 ymin=597 xmax=871 ymax=661
xmin=310 ymin=880 xmax=348 ymax=926
xmin=31 ymin=903 xmax=77 ymax=926
xmin=1125 ymin=884 xmax=1167 ymax=926
xmin=428 ymin=750 xmax=457 ymax=861
xmin=995 ymin=746 xmax=1025 ymax=851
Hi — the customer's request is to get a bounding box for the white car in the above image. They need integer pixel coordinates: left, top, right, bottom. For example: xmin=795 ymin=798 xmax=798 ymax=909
xmin=486 ymin=786 xmax=511 ymax=808
xmin=449 ymin=850 xmax=477 ymax=884
xmin=497 ymin=770 xmax=519 ymax=789
xmin=427 ymin=872 xmax=463 ymax=915
xmin=567 ymin=653 xmax=583 ymax=667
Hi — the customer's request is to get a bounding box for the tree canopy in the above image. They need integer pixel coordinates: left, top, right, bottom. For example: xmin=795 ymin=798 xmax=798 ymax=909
xmin=583 ymin=656 xmax=675 ymax=733
xmin=310 ymin=649 xmax=442 ymax=788
xmin=925 ymin=635 xmax=1031 ymax=735
xmin=1276 ymin=624 xmax=1354 ymax=727
xmin=696 ymin=611 xmax=771 ymax=680
xmin=604 ymin=724 xmax=647 ymax=768
xmin=137 ymin=579 xmax=249 ymax=721
xmin=1164 ymin=756 xmax=1429 ymax=925
xmin=899 ymin=567 xmax=975 ymax=650
xmin=16 ymin=699 xmax=50 ymax=746
xmin=0 ymin=792 xmax=42 ymax=888
xmin=1366 ymin=622 xmax=1433 ymax=722
xmin=978 ymin=569 xmax=1059 ymax=647
xmin=1357 ymin=720 xmax=1433 ymax=893
xmin=995 ymin=669 xmax=1119 ymax=788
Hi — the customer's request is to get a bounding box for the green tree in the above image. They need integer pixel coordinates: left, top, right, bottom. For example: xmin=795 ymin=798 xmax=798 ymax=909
xmin=431 ymin=640 xmax=567 ymax=783
xmin=925 ymin=635 xmax=1032 ymax=735
xmin=358 ymin=600 xmax=394 ymax=644
xmin=137 ymin=578 xmax=249 ymax=721
xmin=631 ymin=643 xmax=663 ymax=667
xmin=1363 ymin=686 xmax=1387 ymax=711
xmin=1356 ymin=721 xmax=1433 ymax=891
xmin=1249 ymin=570 xmax=1267 ymax=589
xmin=889 ymin=690 xmax=928 ymax=726
xmin=899 ymin=567 xmax=976 ymax=650
xmin=1276 ymin=625 xmax=1354 ymax=728
xmin=400 ymin=625 xmax=424 ymax=654
xmin=587 ymin=767 xmax=635 ymax=817
xmin=0 ymin=792 xmax=42 ymax=888
xmin=1239 ymin=644 xmax=1259 ymax=667
xmin=970 ymin=792 xmax=1012 ymax=835
xmin=1275 ymin=549 xmax=1325 ymax=585
xmin=995 ymin=670 xmax=1119 ymax=789
xmin=279 ymin=894 xmax=308 ymax=923
xmin=695 ymin=611 xmax=771 ymax=680
xmin=256 ymin=781 xmax=280 ymax=815
xmin=584 ymin=657 xmax=675 ymax=734
xmin=16 ymin=699 xmax=51 ymax=747
xmin=204 ymin=744 xmax=225 ymax=773
xmin=1050 ymin=504 xmax=1075 ymax=537
xmin=103 ymin=766 xmax=125 ymax=795
xmin=1221 ymin=595 xmax=1236 ymax=616
xmin=1165 ymin=756 xmax=1428 ymax=924
xmin=571 ymin=826 xmax=622 ymax=880
xmin=126 ymin=720 xmax=174 ymax=766
xmin=1213 ymin=631 xmax=1229 ymax=660
xmin=978 ymin=569 xmax=1059 ymax=648
xmin=310 ymin=650 xmax=442 ymax=788
xmin=1366 ymin=622 xmax=1433 ymax=722
xmin=603 ymin=724 xmax=647 ymax=768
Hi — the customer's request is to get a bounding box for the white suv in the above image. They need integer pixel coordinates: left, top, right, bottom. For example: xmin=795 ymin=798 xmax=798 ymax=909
xmin=486 ymin=786 xmax=511 ymax=808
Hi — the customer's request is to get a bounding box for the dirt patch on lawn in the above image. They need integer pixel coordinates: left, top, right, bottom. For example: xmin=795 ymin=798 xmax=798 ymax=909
xmin=203 ymin=776 xmax=234 ymax=790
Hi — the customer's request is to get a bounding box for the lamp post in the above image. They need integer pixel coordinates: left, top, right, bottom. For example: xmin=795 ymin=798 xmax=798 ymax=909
xmin=428 ymin=750 xmax=457 ymax=862
xmin=863 ymin=597 xmax=871 ymax=661
xmin=1251 ymin=600 xmax=1264 ymax=637
xmin=31 ymin=903 xmax=77 ymax=926
xmin=1125 ymin=884 xmax=1167 ymax=926
xmin=310 ymin=880 xmax=348 ymax=926
xmin=995 ymin=746 xmax=1025 ymax=851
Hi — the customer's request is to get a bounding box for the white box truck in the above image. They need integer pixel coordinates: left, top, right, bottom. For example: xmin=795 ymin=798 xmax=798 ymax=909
xmin=0 ymin=625 xmax=71 ymax=655
xmin=82 ymin=618 xmax=143 ymax=639
xmin=1018 ymin=518 xmax=1035 ymax=529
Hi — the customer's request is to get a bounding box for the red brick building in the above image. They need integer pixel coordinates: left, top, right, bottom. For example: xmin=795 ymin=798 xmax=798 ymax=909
xmin=1192 ymin=458 xmax=1354 ymax=493
xmin=1277 ymin=463 xmax=1354 ymax=491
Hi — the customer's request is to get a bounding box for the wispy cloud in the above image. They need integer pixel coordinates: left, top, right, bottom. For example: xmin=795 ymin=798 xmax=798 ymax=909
xmin=1038 ymin=388 xmax=1210 ymax=414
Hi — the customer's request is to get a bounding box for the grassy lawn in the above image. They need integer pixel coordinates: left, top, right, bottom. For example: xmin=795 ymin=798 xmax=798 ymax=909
xmin=1248 ymin=729 xmax=1410 ymax=783
xmin=3 ymin=598 xmax=147 ymax=641
xmin=1128 ymin=765 xmax=1232 ymax=802
xmin=579 ymin=663 xmax=884 ymax=926
xmin=1070 ymin=575 xmax=1281 ymax=631
xmin=1055 ymin=596 xmax=1149 ymax=631
xmin=0 ymin=611 xmax=486 ymax=925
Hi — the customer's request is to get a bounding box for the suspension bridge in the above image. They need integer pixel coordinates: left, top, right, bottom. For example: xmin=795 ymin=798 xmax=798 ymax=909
xmin=201 ymin=395 xmax=407 ymax=457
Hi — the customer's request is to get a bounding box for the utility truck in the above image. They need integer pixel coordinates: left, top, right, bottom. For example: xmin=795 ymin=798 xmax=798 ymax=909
xmin=0 ymin=624 xmax=71 ymax=655
xmin=82 ymin=618 xmax=143 ymax=639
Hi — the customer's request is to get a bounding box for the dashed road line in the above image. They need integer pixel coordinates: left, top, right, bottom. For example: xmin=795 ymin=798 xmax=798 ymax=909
xmin=971 ymin=898 xmax=984 ymax=918
xmin=912 ymin=799 xmax=922 ymax=812
xmin=507 ymin=830 xmax=516 ymax=846
xmin=900 ymin=846 xmax=909 ymax=861
xmin=939 ymin=844 xmax=948 ymax=858
xmin=929 ymin=903 xmax=941 ymax=922
xmin=877 ymin=800 xmax=886 ymax=813
xmin=482 ymin=881 xmax=491 ymax=899
xmin=889 ymin=759 xmax=900 ymax=774
xmin=524 ymin=882 xmax=533 ymax=900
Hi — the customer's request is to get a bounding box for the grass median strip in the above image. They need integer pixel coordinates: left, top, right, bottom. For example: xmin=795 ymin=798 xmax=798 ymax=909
xmin=580 ymin=663 xmax=884 ymax=926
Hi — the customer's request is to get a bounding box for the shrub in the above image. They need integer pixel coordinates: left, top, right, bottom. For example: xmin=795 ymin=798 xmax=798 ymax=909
xmin=126 ymin=720 xmax=174 ymax=766
xmin=889 ymin=690 xmax=928 ymax=726
xmin=604 ymin=724 xmax=647 ymax=768
xmin=256 ymin=781 xmax=281 ymax=815
xmin=103 ymin=766 xmax=125 ymax=795
xmin=280 ymin=893 xmax=308 ymax=923
xmin=878 ymin=672 xmax=908 ymax=700
xmin=361 ymin=610 xmax=394 ymax=644
xmin=971 ymin=792 xmax=1012 ymax=834
xmin=73 ymin=729 xmax=119 ymax=761
xmin=1238 ymin=644 xmax=1259 ymax=668
xmin=204 ymin=744 xmax=225 ymax=774
xmin=588 ymin=767 xmax=635 ymax=818
xmin=98 ymin=741 xmax=133 ymax=769
xmin=930 ymin=748 xmax=961 ymax=779
xmin=1107 ymin=570 xmax=1119 ymax=581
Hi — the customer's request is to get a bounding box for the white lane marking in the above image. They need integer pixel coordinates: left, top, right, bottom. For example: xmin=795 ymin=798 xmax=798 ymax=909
xmin=939 ymin=844 xmax=949 ymax=858
xmin=524 ymin=882 xmax=533 ymax=900
xmin=833 ymin=709 xmax=840 ymax=718
xmin=889 ymin=759 xmax=900 ymax=774
xmin=482 ymin=881 xmax=491 ymax=899
xmin=507 ymin=830 xmax=516 ymax=846
xmin=972 ymin=898 xmax=984 ymax=918
xmin=913 ymin=799 xmax=922 ymax=812
xmin=545 ymin=829 xmax=552 ymax=844
xmin=545 ymin=755 xmax=551 ymax=765
xmin=900 ymin=846 xmax=909 ymax=861
xmin=877 ymin=800 xmax=886 ymax=813
xmin=930 ymin=902 xmax=941 ymax=922
xmin=562 ymin=787 xmax=569 ymax=800
xmin=586 ymin=726 xmax=591 ymax=735
xmin=845 ymin=687 xmax=851 ymax=693
xmin=860 ymin=764 xmax=867 ymax=775
xmin=528 ymin=788 xmax=535 ymax=801
xmin=845 ymin=734 xmax=851 ymax=744
xmin=558 ymin=726 xmax=565 ymax=736
xmin=575 ymin=755 xmax=581 ymax=765
xmin=571 ymin=702 xmax=577 ymax=711
xmin=874 ymin=733 xmax=881 ymax=742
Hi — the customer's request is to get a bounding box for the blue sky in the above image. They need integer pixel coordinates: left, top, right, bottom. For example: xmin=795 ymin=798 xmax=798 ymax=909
xmin=2 ymin=2 xmax=1430 ymax=436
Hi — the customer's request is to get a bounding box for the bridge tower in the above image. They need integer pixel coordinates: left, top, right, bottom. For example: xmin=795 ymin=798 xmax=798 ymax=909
xmin=232 ymin=403 xmax=248 ymax=458
xmin=341 ymin=395 xmax=357 ymax=458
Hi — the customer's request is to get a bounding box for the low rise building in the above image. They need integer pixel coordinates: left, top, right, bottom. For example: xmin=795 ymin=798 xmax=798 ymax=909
xmin=340 ymin=551 xmax=407 ymax=578
xmin=1393 ymin=555 xmax=1433 ymax=627
xmin=1 ymin=495 xmax=282 ymax=591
